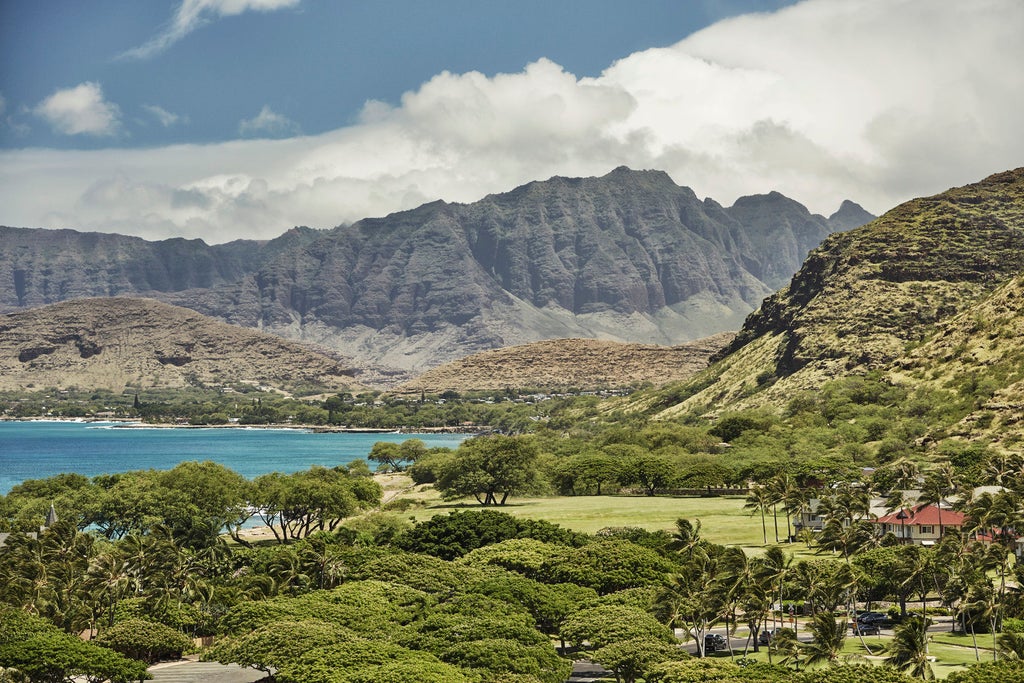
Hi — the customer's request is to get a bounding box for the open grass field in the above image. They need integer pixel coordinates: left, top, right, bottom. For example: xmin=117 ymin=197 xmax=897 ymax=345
xmin=399 ymin=481 xmax=816 ymax=556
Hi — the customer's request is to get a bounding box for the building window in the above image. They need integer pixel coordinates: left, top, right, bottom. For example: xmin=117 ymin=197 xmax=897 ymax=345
xmin=919 ymin=526 xmax=934 ymax=534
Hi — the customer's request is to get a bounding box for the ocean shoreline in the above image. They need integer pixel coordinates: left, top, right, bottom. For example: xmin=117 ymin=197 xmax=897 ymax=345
xmin=0 ymin=416 xmax=481 ymax=434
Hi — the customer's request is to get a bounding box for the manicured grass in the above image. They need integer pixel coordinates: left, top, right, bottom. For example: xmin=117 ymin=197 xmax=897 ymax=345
xmin=406 ymin=487 xmax=822 ymax=557
xmin=417 ymin=493 xmax=756 ymax=540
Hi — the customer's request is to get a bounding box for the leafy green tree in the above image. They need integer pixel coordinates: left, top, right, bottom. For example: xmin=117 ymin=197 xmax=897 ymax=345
xmin=608 ymin=446 xmax=679 ymax=496
xmin=591 ymin=637 xmax=688 ymax=683
xmin=94 ymin=618 xmax=192 ymax=665
xmin=439 ymin=638 xmax=570 ymax=683
xmin=395 ymin=509 xmax=583 ymax=560
xmin=0 ymin=632 xmax=149 ymax=683
xmin=368 ymin=442 xmax=403 ymax=472
xmin=435 ymin=435 xmax=546 ymax=505
xmin=545 ymin=540 xmax=676 ymax=595
xmin=457 ymin=538 xmax=575 ymax=580
xmin=549 ymin=452 xmax=619 ymax=495
xmin=205 ymin=619 xmax=359 ymax=673
xmin=469 ymin=573 xmax=597 ymax=650
xmin=560 ymin=604 xmax=675 ymax=651
xmin=710 ymin=411 xmax=776 ymax=442
xmin=276 ymin=641 xmax=472 ymax=683
xmin=252 ymin=466 xmax=380 ymax=542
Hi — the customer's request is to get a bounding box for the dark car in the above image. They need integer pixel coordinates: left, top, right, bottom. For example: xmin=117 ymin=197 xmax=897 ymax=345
xmin=758 ymin=629 xmax=776 ymax=645
xmin=704 ymin=633 xmax=727 ymax=653
xmin=857 ymin=611 xmax=887 ymax=625
xmin=851 ymin=621 xmax=881 ymax=635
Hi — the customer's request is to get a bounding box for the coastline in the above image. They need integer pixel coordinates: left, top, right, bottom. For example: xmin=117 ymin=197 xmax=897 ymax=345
xmin=0 ymin=416 xmax=481 ymax=434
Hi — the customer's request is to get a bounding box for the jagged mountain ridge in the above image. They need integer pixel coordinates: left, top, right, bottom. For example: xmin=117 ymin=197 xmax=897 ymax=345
xmin=0 ymin=297 xmax=361 ymax=394
xmin=0 ymin=168 xmax=871 ymax=375
xmin=649 ymin=167 xmax=1024 ymax=418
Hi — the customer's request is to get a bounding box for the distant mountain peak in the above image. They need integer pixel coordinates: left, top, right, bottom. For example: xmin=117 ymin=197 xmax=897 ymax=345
xmin=828 ymin=199 xmax=876 ymax=231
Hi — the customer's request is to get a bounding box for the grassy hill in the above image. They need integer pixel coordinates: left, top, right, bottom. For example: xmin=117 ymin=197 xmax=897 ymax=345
xmin=638 ymin=168 xmax=1024 ymax=432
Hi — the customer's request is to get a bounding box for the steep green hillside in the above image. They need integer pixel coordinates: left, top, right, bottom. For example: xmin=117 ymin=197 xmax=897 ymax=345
xmin=645 ymin=168 xmax=1024 ymax=430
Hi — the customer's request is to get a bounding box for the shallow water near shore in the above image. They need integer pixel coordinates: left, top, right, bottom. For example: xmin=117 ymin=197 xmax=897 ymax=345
xmin=0 ymin=420 xmax=467 ymax=493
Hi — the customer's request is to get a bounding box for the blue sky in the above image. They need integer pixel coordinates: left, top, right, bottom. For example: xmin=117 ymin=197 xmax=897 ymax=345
xmin=1 ymin=1 xmax=1022 ymax=243
xmin=1 ymin=0 xmax=795 ymax=149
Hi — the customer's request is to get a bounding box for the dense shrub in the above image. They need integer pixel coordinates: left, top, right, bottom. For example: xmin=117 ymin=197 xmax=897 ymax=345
xmin=96 ymin=618 xmax=193 ymax=664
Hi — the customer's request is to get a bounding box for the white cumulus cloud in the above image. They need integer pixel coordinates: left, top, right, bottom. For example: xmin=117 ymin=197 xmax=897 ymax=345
xmin=33 ymin=82 xmax=122 ymax=136
xmin=239 ymin=105 xmax=302 ymax=137
xmin=122 ymin=0 xmax=302 ymax=60
xmin=2 ymin=0 xmax=1022 ymax=243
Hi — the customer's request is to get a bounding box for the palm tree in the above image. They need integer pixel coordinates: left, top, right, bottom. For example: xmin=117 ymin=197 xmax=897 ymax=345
xmin=84 ymin=551 xmax=132 ymax=629
xmin=801 ymin=612 xmax=846 ymax=667
xmin=919 ymin=462 xmax=958 ymax=538
xmin=886 ymin=617 xmax=934 ymax=680
xmin=668 ymin=518 xmax=704 ymax=561
xmin=783 ymin=484 xmax=812 ymax=544
xmin=998 ymin=632 xmax=1024 ymax=660
xmin=818 ymin=519 xmax=878 ymax=560
xmin=653 ymin=552 xmax=726 ymax=658
xmin=745 ymin=485 xmax=772 ymax=545
xmin=762 ymin=546 xmax=792 ymax=636
xmin=767 ymin=474 xmax=791 ymax=543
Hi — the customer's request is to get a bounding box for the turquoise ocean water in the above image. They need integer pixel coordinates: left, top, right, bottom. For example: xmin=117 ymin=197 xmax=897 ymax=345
xmin=0 ymin=421 xmax=468 ymax=494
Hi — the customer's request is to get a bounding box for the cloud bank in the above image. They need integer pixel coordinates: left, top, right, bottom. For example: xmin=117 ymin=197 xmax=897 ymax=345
xmin=3 ymin=0 xmax=1022 ymax=242
xmin=121 ymin=0 xmax=301 ymax=60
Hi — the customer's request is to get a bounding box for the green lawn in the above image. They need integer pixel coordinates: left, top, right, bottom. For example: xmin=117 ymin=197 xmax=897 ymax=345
xmin=410 ymin=491 xmax=817 ymax=555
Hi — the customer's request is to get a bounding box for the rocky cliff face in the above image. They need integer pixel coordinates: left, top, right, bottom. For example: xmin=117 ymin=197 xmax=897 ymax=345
xmin=0 ymin=168 xmax=870 ymax=375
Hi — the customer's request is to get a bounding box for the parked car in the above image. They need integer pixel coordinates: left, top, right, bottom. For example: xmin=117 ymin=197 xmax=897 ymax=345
xmin=851 ymin=621 xmax=881 ymax=635
xmin=758 ymin=629 xmax=777 ymax=645
xmin=704 ymin=633 xmax=727 ymax=653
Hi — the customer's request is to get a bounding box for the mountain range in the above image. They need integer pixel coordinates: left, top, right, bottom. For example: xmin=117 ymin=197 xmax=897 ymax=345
xmin=0 ymin=167 xmax=872 ymax=380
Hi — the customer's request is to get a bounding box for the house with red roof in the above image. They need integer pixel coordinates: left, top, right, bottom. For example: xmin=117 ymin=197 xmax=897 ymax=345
xmin=872 ymin=504 xmax=966 ymax=545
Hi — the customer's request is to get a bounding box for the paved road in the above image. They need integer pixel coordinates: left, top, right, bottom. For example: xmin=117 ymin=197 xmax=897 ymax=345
xmin=148 ymin=661 xmax=267 ymax=683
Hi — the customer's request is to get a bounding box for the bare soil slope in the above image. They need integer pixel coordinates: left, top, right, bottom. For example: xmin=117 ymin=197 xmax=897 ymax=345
xmin=395 ymin=333 xmax=734 ymax=395
xmin=0 ymin=297 xmax=361 ymax=394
